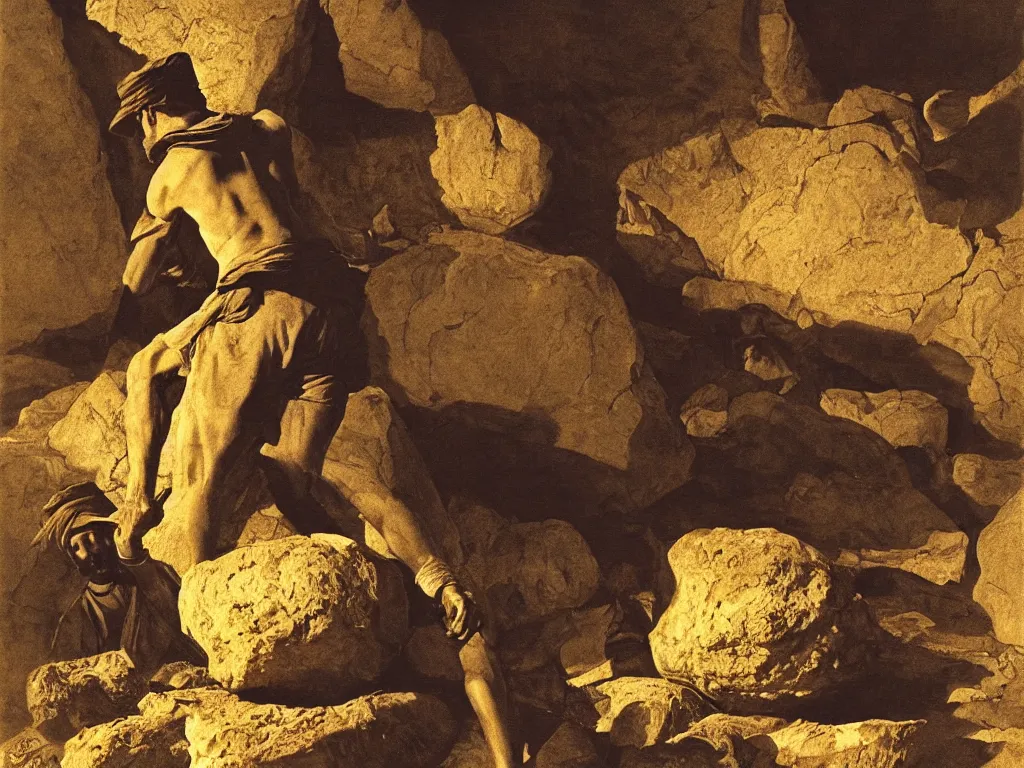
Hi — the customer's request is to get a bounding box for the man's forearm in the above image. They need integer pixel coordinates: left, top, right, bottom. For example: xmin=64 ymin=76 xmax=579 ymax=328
xmin=124 ymin=343 xmax=176 ymax=506
xmin=351 ymin=491 xmax=439 ymax=575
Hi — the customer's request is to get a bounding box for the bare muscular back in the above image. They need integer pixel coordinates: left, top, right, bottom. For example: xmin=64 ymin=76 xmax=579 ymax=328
xmin=146 ymin=110 xmax=309 ymax=275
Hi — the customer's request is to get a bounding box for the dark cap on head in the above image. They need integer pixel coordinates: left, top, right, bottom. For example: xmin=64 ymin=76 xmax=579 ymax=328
xmin=109 ymin=52 xmax=206 ymax=137
xmin=33 ymin=481 xmax=118 ymax=553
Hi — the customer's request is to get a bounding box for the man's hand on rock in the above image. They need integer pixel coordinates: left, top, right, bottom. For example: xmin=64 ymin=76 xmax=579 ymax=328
xmin=440 ymin=583 xmax=481 ymax=642
xmin=113 ymin=496 xmax=160 ymax=561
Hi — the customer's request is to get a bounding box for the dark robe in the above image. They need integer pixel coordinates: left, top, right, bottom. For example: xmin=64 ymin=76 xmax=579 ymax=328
xmin=50 ymin=559 xmax=205 ymax=677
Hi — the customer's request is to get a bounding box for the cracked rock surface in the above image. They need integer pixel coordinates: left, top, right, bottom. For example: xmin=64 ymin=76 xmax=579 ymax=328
xmin=178 ymin=535 xmax=408 ymax=698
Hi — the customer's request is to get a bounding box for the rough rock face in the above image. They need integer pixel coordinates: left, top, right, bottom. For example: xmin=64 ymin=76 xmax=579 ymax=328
xmin=452 ymin=500 xmax=600 ymax=630
xmin=185 ymin=690 xmax=456 ymax=768
xmin=364 ymin=229 xmax=693 ymax=511
xmin=618 ymin=121 xmax=972 ymax=338
xmin=819 ymin=389 xmax=948 ymax=451
xmin=430 ymin=106 xmax=552 ymax=235
xmin=759 ymin=718 xmax=924 ymax=768
xmin=0 ymin=0 xmax=126 ymax=354
xmin=0 ymin=727 xmax=63 ymax=767
xmin=534 ymin=721 xmax=600 ymax=768
xmin=321 ymin=0 xmax=473 ymax=114
xmin=320 ymin=386 xmax=462 ymax=565
xmin=616 ymin=189 xmax=710 ymax=288
xmin=649 ymin=528 xmax=872 ymax=709
xmin=47 ymin=372 xmax=127 ymax=492
xmin=755 ymin=0 xmax=831 ymax=125
xmin=178 ymin=534 xmax=408 ymax=697
xmin=974 ymin=490 xmax=1024 ymax=646
xmin=85 ymin=0 xmax=315 ymax=114
xmin=26 ymin=651 xmax=147 ymax=742
xmin=592 ymin=677 xmax=713 ymax=748
xmin=60 ymin=702 xmax=190 ymax=768
xmin=0 ymin=355 xmax=75 ymax=431
xmin=952 ymin=454 xmax=1023 ymax=508
xmin=679 ymin=384 xmax=729 ymax=439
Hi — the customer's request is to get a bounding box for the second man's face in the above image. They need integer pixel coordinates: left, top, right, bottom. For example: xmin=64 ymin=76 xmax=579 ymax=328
xmin=67 ymin=525 xmax=120 ymax=584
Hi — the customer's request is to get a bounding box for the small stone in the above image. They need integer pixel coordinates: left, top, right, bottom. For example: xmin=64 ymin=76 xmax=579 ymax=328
xmin=593 ymin=677 xmax=715 ymax=748
xmin=679 ymin=384 xmax=729 ymax=438
xmin=820 ymin=388 xmax=948 ymax=451
xmin=650 ymin=528 xmax=872 ymax=710
xmin=974 ymin=490 xmax=1024 ymax=645
xmin=178 ymin=535 xmax=408 ymax=698
xmin=924 ymin=90 xmax=972 ymax=142
xmin=952 ymin=454 xmax=1023 ymax=508
xmin=431 ymin=106 xmax=552 ymax=234
xmin=27 ymin=651 xmax=147 ymax=742
xmin=616 ymin=189 xmax=709 ymax=287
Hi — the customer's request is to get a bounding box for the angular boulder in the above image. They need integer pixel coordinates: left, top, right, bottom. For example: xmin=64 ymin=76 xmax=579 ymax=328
xmin=47 ymin=372 xmax=127 ymax=492
xmin=679 ymin=384 xmax=729 ymax=439
xmin=452 ymin=500 xmax=600 ymax=630
xmin=757 ymin=718 xmax=924 ymax=768
xmin=364 ymin=229 xmax=693 ymax=511
xmin=178 ymin=535 xmax=408 ymax=697
xmin=974 ymin=490 xmax=1024 ymax=645
xmin=85 ymin=0 xmax=315 ymax=114
xmin=27 ymin=651 xmax=147 ymax=742
xmin=819 ymin=388 xmax=948 ymax=451
xmin=535 ymin=721 xmax=599 ymax=768
xmin=321 ymin=0 xmax=473 ymax=114
xmin=0 ymin=727 xmax=63 ymax=767
xmin=186 ymin=691 xmax=456 ymax=768
xmin=593 ymin=677 xmax=714 ymax=748
xmin=618 ymin=121 xmax=972 ymax=339
xmin=60 ymin=702 xmax=190 ymax=768
xmin=952 ymin=454 xmax=1022 ymax=508
xmin=0 ymin=0 xmax=126 ymax=356
xmin=649 ymin=528 xmax=872 ymax=709
xmin=431 ymin=106 xmax=552 ymax=234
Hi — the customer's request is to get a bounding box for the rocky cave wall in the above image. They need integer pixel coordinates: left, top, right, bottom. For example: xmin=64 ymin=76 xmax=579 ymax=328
xmin=3 ymin=0 xmax=1024 ymax=765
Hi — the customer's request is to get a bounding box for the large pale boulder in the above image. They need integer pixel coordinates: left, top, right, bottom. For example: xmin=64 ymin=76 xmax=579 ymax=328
xmin=364 ymin=229 xmax=693 ymax=511
xmin=618 ymin=121 xmax=972 ymax=339
xmin=85 ymin=0 xmax=315 ymax=114
xmin=430 ymin=105 xmax=552 ymax=234
xmin=185 ymin=690 xmax=456 ymax=768
xmin=952 ymin=454 xmax=1022 ymax=508
xmin=178 ymin=534 xmax=408 ymax=697
xmin=0 ymin=0 xmax=126 ymax=354
xmin=819 ymin=388 xmax=948 ymax=451
xmin=321 ymin=0 xmax=473 ymax=115
xmin=649 ymin=528 xmax=872 ymax=709
xmin=974 ymin=490 xmax=1024 ymax=646
xmin=451 ymin=500 xmax=600 ymax=630
xmin=27 ymin=651 xmax=147 ymax=742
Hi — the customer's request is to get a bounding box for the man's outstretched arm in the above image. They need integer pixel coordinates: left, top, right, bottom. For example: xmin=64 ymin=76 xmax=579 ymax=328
xmin=119 ymin=337 xmax=181 ymax=558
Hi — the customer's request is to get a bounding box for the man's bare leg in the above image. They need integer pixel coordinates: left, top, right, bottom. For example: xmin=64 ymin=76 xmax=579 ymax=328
xmin=461 ymin=633 xmax=517 ymax=768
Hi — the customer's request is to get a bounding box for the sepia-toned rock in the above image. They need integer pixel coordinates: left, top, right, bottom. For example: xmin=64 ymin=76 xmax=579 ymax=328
xmin=759 ymin=718 xmax=924 ymax=768
xmin=364 ymin=228 xmax=693 ymax=511
xmin=185 ymin=690 xmax=456 ymax=768
xmin=177 ymin=535 xmax=408 ymax=698
xmin=0 ymin=0 xmax=126 ymax=357
xmin=85 ymin=0 xmax=315 ymax=114
xmin=60 ymin=703 xmax=190 ymax=768
xmin=47 ymin=373 xmax=127 ymax=493
xmin=820 ymin=388 xmax=948 ymax=451
xmin=26 ymin=651 xmax=146 ymax=742
xmin=321 ymin=0 xmax=474 ymax=114
xmin=649 ymin=528 xmax=872 ymax=709
xmin=952 ymin=454 xmax=1023 ymax=508
xmin=974 ymin=490 xmax=1024 ymax=646
xmin=592 ymin=676 xmax=714 ymax=748
xmin=430 ymin=106 xmax=552 ymax=235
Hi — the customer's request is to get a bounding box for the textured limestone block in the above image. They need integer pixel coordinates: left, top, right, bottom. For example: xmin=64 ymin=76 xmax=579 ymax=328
xmin=0 ymin=727 xmax=63 ymax=767
xmin=618 ymin=121 xmax=972 ymax=339
xmin=820 ymin=388 xmax=948 ymax=451
xmin=364 ymin=229 xmax=693 ymax=510
xmin=758 ymin=718 xmax=924 ymax=768
xmin=649 ymin=528 xmax=871 ymax=709
xmin=452 ymin=500 xmax=600 ymax=630
xmin=755 ymin=0 xmax=830 ymax=126
xmin=0 ymin=0 xmax=126 ymax=355
xmin=679 ymin=384 xmax=729 ymax=438
xmin=186 ymin=691 xmax=455 ymax=768
xmin=974 ymin=490 xmax=1024 ymax=645
xmin=593 ymin=677 xmax=714 ymax=748
xmin=178 ymin=535 xmax=408 ymax=697
xmin=85 ymin=0 xmax=315 ymax=113
xmin=320 ymin=386 xmax=463 ymax=566
xmin=535 ymin=721 xmax=600 ymax=768
xmin=60 ymin=704 xmax=190 ymax=768
xmin=953 ymin=454 xmax=1023 ymax=508
xmin=322 ymin=0 xmax=473 ymax=114
xmin=27 ymin=651 xmax=147 ymax=742
xmin=431 ymin=106 xmax=552 ymax=234
xmin=47 ymin=373 xmax=127 ymax=492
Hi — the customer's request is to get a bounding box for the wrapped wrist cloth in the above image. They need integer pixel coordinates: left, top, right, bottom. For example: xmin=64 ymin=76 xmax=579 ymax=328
xmin=415 ymin=556 xmax=459 ymax=599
